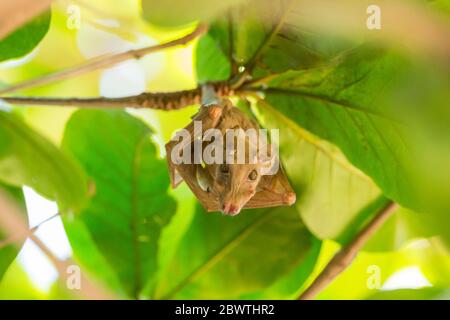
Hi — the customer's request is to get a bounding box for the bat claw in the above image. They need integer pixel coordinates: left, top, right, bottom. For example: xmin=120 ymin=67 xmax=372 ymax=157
xmin=283 ymin=192 xmax=296 ymax=205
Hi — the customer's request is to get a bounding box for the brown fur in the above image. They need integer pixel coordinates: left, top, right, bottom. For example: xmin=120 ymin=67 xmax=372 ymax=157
xmin=165 ymin=99 xmax=296 ymax=215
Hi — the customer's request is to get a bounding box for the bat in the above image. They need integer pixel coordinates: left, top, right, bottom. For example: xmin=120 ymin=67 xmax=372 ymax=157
xmin=165 ymin=99 xmax=296 ymax=215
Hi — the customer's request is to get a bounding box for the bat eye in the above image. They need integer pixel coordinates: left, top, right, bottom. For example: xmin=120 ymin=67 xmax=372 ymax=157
xmin=248 ymin=170 xmax=258 ymax=181
xmin=220 ymin=164 xmax=229 ymax=174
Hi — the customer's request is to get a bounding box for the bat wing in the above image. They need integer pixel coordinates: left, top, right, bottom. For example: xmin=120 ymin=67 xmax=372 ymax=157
xmin=165 ymin=103 xmax=225 ymax=212
xmin=167 ymin=159 xmax=219 ymax=211
xmin=176 ymin=163 xmax=220 ymax=212
xmin=166 ymin=140 xmax=220 ymax=211
xmin=165 ymin=103 xmax=224 ymax=188
xmin=244 ymin=165 xmax=296 ymax=209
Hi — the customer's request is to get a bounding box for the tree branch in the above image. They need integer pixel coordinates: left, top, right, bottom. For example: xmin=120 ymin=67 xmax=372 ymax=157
xmin=0 ymin=212 xmax=59 ymax=249
xmin=0 ymin=24 xmax=208 ymax=95
xmin=298 ymin=201 xmax=398 ymax=300
xmin=0 ymin=81 xmax=233 ymax=110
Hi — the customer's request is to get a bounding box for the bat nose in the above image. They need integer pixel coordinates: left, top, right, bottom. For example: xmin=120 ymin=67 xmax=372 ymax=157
xmin=221 ymin=203 xmax=240 ymax=215
xmin=229 ymin=205 xmax=239 ymax=215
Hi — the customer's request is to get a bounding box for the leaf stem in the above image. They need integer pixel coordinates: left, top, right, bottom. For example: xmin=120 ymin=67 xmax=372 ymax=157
xmin=0 ymin=24 xmax=207 ymax=95
xmin=298 ymin=200 xmax=398 ymax=300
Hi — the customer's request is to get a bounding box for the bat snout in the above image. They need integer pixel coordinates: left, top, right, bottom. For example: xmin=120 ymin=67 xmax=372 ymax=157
xmin=221 ymin=202 xmax=241 ymax=216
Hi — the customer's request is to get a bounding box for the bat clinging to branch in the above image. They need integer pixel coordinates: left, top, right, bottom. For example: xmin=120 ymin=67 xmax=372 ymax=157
xmin=165 ymin=99 xmax=296 ymax=215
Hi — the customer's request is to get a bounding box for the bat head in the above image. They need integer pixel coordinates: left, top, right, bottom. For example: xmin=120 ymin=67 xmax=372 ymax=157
xmin=213 ymin=146 xmax=278 ymax=216
xmin=213 ymin=162 xmax=261 ymax=215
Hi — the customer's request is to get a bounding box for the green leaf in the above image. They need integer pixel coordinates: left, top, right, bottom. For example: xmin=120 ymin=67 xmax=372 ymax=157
xmin=195 ymin=33 xmax=231 ymax=83
xmin=0 ymin=262 xmax=43 ymax=299
xmin=431 ymin=0 xmax=450 ymax=14
xmin=314 ymin=239 xmax=450 ymax=299
xmin=254 ymin=94 xmax=436 ymax=250
xmin=62 ymin=216 xmax=125 ymax=297
xmin=153 ymin=205 xmax=320 ymax=299
xmin=258 ymin=44 xmax=450 ymax=245
xmin=0 ymin=110 xmax=88 ymax=212
xmin=0 ymin=184 xmax=27 ymax=282
xmin=141 ymin=0 xmax=245 ymax=27
xmin=254 ymin=100 xmax=382 ymax=242
xmin=195 ymin=0 xmax=352 ymax=82
xmin=415 ymin=240 xmax=450 ymax=288
xmin=198 ymin=1 xmax=450 ymax=244
xmin=363 ymin=207 xmax=435 ymax=252
xmin=0 ymin=11 xmax=51 ymax=62
xmin=47 ymin=281 xmax=79 ymax=300
xmin=62 ymin=110 xmax=177 ymax=298
xmin=261 ymin=45 xmax=418 ymax=210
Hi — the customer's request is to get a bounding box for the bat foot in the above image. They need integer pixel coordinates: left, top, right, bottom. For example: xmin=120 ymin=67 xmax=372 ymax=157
xmin=283 ymin=192 xmax=296 ymax=205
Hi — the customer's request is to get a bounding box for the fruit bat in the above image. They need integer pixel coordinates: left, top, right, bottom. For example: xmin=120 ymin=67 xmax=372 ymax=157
xmin=165 ymin=99 xmax=296 ymax=215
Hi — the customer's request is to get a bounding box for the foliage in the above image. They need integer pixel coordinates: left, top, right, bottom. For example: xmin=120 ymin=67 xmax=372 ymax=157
xmin=0 ymin=185 xmax=26 ymax=281
xmin=0 ymin=110 xmax=88 ymax=212
xmin=0 ymin=0 xmax=449 ymax=300
xmin=0 ymin=11 xmax=51 ymax=62
xmin=141 ymin=0 xmax=245 ymax=28
xmin=153 ymin=205 xmax=320 ymax=299
xmin=62 ymin=110 xmax=176 ymax=298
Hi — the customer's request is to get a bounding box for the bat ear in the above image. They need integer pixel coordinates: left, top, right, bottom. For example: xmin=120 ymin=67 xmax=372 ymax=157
xmin=258 ymin=144 xmax=280 ymax=176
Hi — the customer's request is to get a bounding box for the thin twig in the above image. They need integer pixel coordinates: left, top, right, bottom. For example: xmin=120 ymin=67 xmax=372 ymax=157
xmin=0 ymin=81 xmax=233 ymax=110
xmin=298 ymin=201 xmax=398 ymax=300
xmin=0 ymin=212 xmax=59 ymax=249
xmin=0 ymin=24 xmax=207 ymax=95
